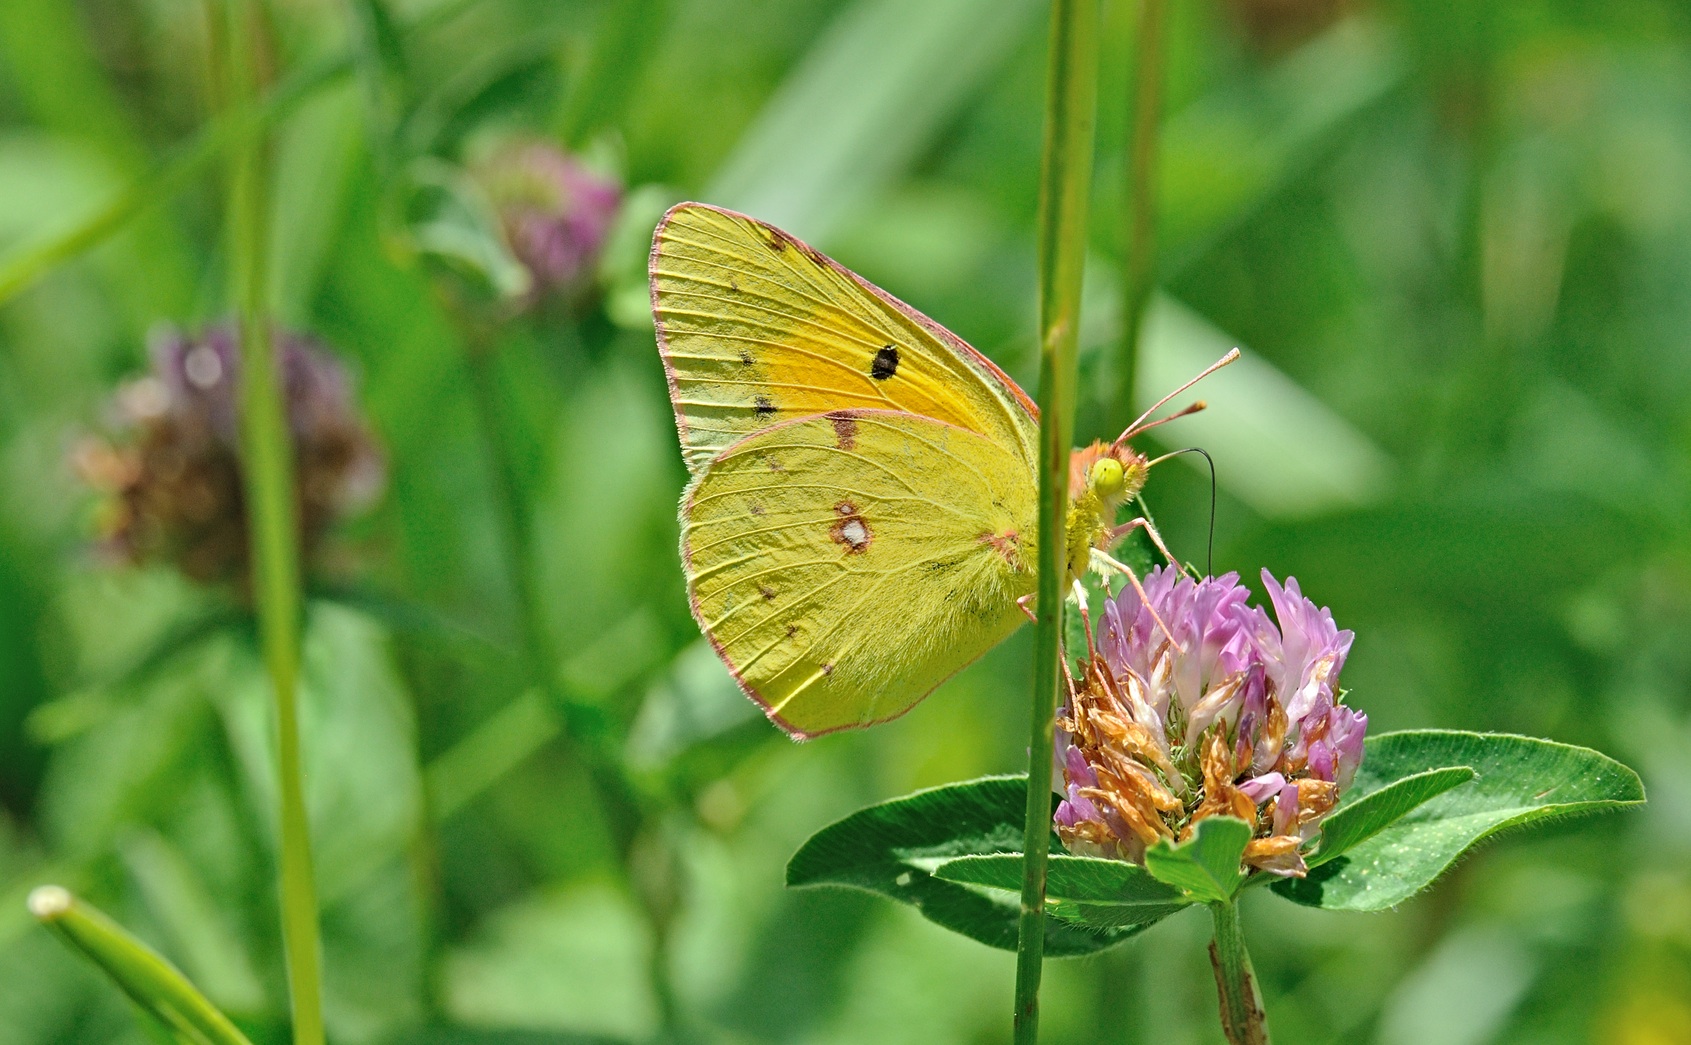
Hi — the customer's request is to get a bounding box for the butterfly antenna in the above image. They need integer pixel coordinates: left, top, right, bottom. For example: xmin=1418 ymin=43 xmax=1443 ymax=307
xmin=1114 ymin=348 xmax=1240 ymax=447
xmin=1141 ymin=446 xmax=1217 ymax=576
xmin=1124 ymin=399 xmax=1207 ymax=438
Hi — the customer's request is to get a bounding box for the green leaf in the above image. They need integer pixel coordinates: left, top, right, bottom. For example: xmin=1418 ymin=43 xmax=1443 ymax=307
xmin=1144 ymin=816 xmax=1251 ymax=903
xmin=425 ymin=688 xmax=561 ymax=821
xmin=938 ymin=852 xmax=1182 ymax=904
xmin=28 ymin=885 xmax=255 ymax=1045
xmin=1308 ymin=765 xmax=1476 ymax=867
xmin=398 ymin=157 xmax=530 ymax=301
xmin=1274 ymin=731 xmax=1645 ymax=912
xmin=786 ymin=776 xmax=1134 ymax=956
xmin=440 ymin=883 xmax=660 ymax=1041
xmin=936 ymin=853 xmax=1190 ymax=931
xmin=120 ymin=832 xmax=265 ymax=1015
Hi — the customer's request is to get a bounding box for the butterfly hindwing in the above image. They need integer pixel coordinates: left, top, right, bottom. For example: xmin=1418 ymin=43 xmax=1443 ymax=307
xmin=651 ymin=203 xmax=1038 ymax=476
xmin=682 ymin=409 xmax=1037 ymax=737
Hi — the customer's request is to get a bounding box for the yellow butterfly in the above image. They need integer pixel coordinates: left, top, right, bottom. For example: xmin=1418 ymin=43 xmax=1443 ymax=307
xmin=652 ymin=202 xmax=1228 ymax=738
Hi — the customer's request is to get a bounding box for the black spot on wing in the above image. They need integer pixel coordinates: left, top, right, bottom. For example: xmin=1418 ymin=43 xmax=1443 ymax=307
xmin=754 ymin=395 xmax=777 ymax=417
xmin=871 ymin=345 xmax=900 ymax=380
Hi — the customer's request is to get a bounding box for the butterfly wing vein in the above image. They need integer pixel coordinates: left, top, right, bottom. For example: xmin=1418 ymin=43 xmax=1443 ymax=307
xmin=681 ymin=412 xmax=1037 ymax=736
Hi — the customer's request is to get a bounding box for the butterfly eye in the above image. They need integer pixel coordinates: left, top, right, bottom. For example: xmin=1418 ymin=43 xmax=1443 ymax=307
xmin=1089 ymin=457 xmax=1126 ymax=498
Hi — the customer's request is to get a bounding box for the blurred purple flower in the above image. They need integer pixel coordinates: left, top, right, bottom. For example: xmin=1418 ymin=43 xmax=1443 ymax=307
xmin=1054 ymin=567 xmax=1366 ymax=876
xmin=77 ymin=323 xmax=383 ymax=585
xmin=474 ymin=138 xmax=622 ymax=307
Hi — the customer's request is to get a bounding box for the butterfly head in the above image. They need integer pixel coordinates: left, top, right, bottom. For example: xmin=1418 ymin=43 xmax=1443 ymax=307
xmin=1070 ymin=440 xmax=1148 ymax=513
xmin=1065 ymin=441 xmax=1151 ymax=582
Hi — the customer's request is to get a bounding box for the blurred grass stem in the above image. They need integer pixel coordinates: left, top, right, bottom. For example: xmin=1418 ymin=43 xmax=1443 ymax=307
xmin=1015 ymin=0 xmax=1100 ymax=1042
xmin=29 ymin=886 xmax=255 ymax=1045
xmin=214 ymin=2 xmax=326 ymax=1043
xmin=1209 ymin=899 xmax=1270 ymax=1045
xmin=1112 ymin=0 xmax=1166 ymax=426
xmin=0 ymin=0 xmax=490 ymax=307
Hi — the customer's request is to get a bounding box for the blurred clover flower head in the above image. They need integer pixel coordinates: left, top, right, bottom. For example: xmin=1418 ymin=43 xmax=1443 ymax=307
xmin=76 ymin=324 xmax=383 ymax=585
xmin=473 ymin=137 xmax=622 ymax=308
xmin=1056 ymin=567 xmax=1364 ymax=877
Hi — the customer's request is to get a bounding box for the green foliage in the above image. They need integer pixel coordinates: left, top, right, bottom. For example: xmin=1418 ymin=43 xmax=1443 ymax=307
xmin=29 ymin=886 xmax=254 ymax=1045
xmin=820 ymin=732 xmax=1641 ymax=938
xmin=1275 ymin=731 xmax=1646 ymax=912
xmin=1305 ymin=765 xmax=1475 ymax=868
xmin=1144 ymin=815 xmax=1251 ymax=903
xmin=937 ymin=853 xmax=1188 ymax=930
xmin=787 ymin=776 xmax=1132 ymax=955
xmin=0 ymin=0 xmax=1677 ymax=1041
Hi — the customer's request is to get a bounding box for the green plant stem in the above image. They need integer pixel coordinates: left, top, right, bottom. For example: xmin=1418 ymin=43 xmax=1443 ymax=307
xmin=1015 ymin=0 xmax=1101 ymax=1042
xmin=29 ymin=886 xmax=255 ymax=1045
xmin=216 ymin=2 xmax=325 ymax=1043
xmin=1208 ymin=900 xmax=1270 ymax=1045
xmin=1112 ymin=0 xmax=1167 ymax=428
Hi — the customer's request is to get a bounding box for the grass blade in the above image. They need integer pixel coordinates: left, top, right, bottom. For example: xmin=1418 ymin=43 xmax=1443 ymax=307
xmin=29 ymin=886 xmax=255 ymax=1045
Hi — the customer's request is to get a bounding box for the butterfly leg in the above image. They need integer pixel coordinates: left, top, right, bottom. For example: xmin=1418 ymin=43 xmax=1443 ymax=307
xmin=1016 ymin=592 xmax=1038 ymax=623
xmin=1109 ymin=515 xmax=1186 ymax=575
xmin=1090 ymin=548 xmax=1179 ymax=647
xmin=1076 ymin=590 xmax=1098 ymax=654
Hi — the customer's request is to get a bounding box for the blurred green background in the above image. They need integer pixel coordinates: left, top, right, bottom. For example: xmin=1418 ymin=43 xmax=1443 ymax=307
xmin=0 ymin=0 xmax=1686 ymax=1042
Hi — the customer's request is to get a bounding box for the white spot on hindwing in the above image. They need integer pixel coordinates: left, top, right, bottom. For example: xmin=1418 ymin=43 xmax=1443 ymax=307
xmin=829 ymin=500 xmax=872 ymax=553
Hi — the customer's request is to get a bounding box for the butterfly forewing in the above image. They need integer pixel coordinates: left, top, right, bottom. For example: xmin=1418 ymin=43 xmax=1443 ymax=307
xmin=681 ymin=410 xmax=1037 ymax=738
xmin=652 ymin=203 xmax=1038 ymax=476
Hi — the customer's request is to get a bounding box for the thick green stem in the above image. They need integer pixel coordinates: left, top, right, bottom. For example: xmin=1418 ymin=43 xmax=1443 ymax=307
xmin=1208 ymin=900 xmax=1271 ymax=1045
xmin=1112 ymin=0 xmax=1167 ymax=428
xmin=1014 ymin=1 xmax=1100 ymax=1043
xmin=217 ymin=2 xmax=325 ymax=1043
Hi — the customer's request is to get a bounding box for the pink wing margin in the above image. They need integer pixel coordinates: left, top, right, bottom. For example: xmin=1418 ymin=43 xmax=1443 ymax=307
xmin=654 ymin=202 xmax=1038 ymax=739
